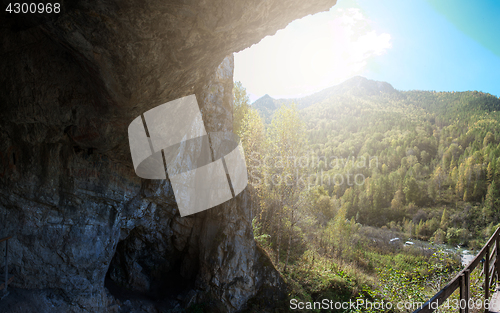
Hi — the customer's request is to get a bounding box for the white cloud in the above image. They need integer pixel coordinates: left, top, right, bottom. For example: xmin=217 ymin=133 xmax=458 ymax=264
xmin=234 ymin=8 xmax=392 ymax=99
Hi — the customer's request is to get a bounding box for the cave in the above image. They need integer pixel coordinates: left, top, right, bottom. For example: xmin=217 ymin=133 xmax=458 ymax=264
xmin=0 ymin=0 xmax=337 ymax=312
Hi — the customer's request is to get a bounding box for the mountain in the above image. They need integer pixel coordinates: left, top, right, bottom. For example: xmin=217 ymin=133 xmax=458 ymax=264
xmin=252 ymin=94 xmax=278 ymax=123
xmin=252 ymin=76 xmax=396 ymax=122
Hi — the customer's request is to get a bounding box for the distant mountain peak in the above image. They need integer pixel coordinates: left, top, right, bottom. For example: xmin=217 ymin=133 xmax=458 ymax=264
xmin=252 ymin=76 xmax=397 ymax=122
xmin=336 ymin=76 xmax=395 ymax=95
xmin=345 ymin=75 xmax=367 ymax=82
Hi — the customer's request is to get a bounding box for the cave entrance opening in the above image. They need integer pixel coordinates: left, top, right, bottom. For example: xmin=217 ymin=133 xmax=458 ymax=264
xmin=105 ymin=227 xmax=198 ymax=307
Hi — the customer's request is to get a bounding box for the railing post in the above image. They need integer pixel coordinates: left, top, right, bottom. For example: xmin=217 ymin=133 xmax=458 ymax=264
xmin=464 ymin=269 xmax=470 ymax=313
xmin=460 ymin=273 xmax=465 ymax=313
xmin=460 ymin=270 xmax=470 ymax=313
xmin=496 ymin=234 xmax=500 ymax=286
xmin=485 ymin=245 xmax=490 ymax=313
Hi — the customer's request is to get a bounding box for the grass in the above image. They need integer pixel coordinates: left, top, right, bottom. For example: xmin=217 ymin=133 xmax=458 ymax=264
xmin=252 ymin=230 xmax=462 ymax=313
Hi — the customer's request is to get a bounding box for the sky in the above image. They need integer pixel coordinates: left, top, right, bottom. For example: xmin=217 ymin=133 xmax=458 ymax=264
xmin=234 ymin=0 xmax=500 ymax=103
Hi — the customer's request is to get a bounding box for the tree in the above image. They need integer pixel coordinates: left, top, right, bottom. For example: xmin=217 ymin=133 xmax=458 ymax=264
xmin=258 ymin=104 xmax=308 ymax=268
xmin=306 ymin=185 xmax=334 ymax=223
xmin=484 ymin=131 xmax=494 ymax=148
xmin=433 ymin=166 xmax=446 ymax=192
xmin=483 ymin=180 xmax=498 ymax=222
xmin=233 ymin=81 xmax=250 ymax=136
xmin=403 ymin=175 xmax=420 ymax=204
xmin=391 ymin=189 xmax=405 ymax=211
xmin=427 ymin=180 xmax=437 ymax=202
xmin=487 ymin=161 xmax=494 ymax=185
xmin=237 ymin=106 xmax=267 ymax=221
xmin=440 ymin=208 xmax=448 ymax=230
xmin=432 ymin=229 xmax=446 ymax=244
xmin=239 ymin=107 xmax=266 ymax=188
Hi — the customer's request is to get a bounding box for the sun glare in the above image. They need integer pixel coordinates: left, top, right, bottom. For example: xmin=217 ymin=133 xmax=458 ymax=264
xmin=234 ymin=8 xmax=392 ymax=99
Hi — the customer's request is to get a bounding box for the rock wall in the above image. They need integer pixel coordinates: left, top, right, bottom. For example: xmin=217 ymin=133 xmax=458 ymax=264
xmin=0 ymin=0 xmax=337 ymax=312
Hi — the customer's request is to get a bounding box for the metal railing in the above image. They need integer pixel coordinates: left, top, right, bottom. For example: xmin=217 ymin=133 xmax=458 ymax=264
xmin=413 ymin=227 xmax=500 ymax=313
xmin=0 ymin=236 xmax=13 ymax=299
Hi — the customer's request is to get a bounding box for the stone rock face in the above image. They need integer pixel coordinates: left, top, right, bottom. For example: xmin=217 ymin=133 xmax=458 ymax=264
xmin=0 ymin=0 xmax=336 ymax=311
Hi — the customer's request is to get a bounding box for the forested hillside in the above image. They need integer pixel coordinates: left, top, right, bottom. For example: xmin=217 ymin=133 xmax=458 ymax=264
xmin=301 ymin=80 xmax=500 ymax=244
xmin=236 ymin=77 xmax=500 ymax=312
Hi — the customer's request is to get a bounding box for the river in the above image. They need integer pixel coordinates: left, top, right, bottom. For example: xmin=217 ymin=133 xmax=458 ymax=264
xmin=397 ymin=238 xmax=476 ymax=266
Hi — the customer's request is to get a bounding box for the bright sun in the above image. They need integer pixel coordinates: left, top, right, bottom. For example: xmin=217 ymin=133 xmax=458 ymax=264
xmin=234 ymin=8 xmax=391 ymax=99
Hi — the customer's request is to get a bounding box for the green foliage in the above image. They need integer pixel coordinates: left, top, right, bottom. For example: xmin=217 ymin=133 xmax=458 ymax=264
xmin=239 ymin=106 xmax=266 ymax=188
xmin=377 ymin=249 xmax=460 ymax=312
xmin=252 ymin=217 xmax=271 ymax=248
xmin=237 ymin=81 xmax=500 ymax=312
xmin=446 ymin=227 xmax=469 ymax=245
xmin=232 ymin=81 xmax=250 ymax=136
xmin=295 ymin=88 xmax=500 ymax=240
